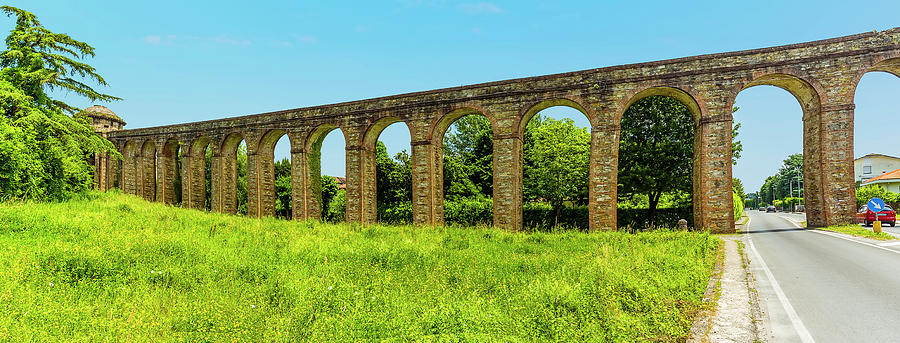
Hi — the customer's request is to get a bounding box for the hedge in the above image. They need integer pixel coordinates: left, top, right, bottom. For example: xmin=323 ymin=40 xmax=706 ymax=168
xmin=377 ymin=199 xmax=694 ymax=231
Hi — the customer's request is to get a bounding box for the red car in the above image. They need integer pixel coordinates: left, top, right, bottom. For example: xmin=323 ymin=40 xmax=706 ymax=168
xmin=857 ymin=205 xmax=896 ymax=227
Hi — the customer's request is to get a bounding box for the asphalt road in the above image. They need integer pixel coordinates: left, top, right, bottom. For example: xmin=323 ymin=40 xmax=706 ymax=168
xmin=746 ymin=210 xmax=900 ymax=342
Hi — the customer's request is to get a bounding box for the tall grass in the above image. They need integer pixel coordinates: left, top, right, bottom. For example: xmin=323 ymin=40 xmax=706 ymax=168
xmin=0 ymin=192 xmax=719 ymax=341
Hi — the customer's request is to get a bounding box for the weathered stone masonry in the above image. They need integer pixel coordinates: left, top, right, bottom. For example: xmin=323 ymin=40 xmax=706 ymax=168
xmin=91 ymin=29 xmax=900 ymax=233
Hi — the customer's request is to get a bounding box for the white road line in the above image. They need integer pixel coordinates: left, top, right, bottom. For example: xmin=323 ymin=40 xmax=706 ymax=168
xmin=807 ymin=230 xmax=900 ymax=256
xmin=746 ymin=216 xmax=816 ymax=343
xmin=878 ymin=241 xmax=900 ymax=247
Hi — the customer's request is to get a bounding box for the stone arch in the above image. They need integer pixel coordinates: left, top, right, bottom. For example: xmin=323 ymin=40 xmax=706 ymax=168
xmin=618 ymin=86 xmax=706 ymax=124
xmin=160 ymin=138 xmax=182 ymax=205
xmin=731 ymin=73 xmax=823 ymax=117
xmin=425 ymin=106 xmax=498 ymax=227
xmin=122 ymin=140 xmax=139 ymax=195
xmin=218 ymin=132 xmax=246 ymax=214
xmin=848 ymin=55 xmax=900 ymax=102
xmin=617 ymin=86 xmax=705 ymax=229
xmin=301 ymin=123 xmax=348 ymax=221
xmin=730 ymin=72 xmax=826 ymax=226
xmin=360 ymin=116 xmax=414 ymax=224
xmin=517 ymin=98 xmax=595 ymax=230
xmin=517 ymin=97 xmax=595 ymax=137
xmin=139 ymin=140 xmax=157 ymax=202
xmin=429 ymin=106 xmax=498 ymax=144
xmin=257 ymin=129 xmax=291 ymax=218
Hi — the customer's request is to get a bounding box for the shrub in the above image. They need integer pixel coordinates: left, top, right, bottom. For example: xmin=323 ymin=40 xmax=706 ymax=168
xmin=733 ymin=192 xmax=744 ymax=219
xmin=617 ymin=207 xmax=693 ymax=231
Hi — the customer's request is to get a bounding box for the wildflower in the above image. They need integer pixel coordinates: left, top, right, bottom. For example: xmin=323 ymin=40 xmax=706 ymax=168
xmin=150 ymin=270 xmax=155 ymax=274
xmin=371 ymin=296 xmax=375 ymax=300
xmin=251 ymin=304 xmax=256 ymax=309
xmin=328 ymin=286 xmax=333 ymax=290
xmin=354 ymin=292 xmax=358 ymax=295
xmin=48 ymin=282 xmax=53 ymax=286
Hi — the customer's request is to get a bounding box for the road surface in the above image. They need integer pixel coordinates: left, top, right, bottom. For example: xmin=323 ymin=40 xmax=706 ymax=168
xmin=745 ymin=210 xmax=900 ymax=342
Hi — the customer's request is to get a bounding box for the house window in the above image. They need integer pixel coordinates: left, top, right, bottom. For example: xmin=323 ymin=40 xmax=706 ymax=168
xmin=864 ymin=166 xmax=872 ymax=174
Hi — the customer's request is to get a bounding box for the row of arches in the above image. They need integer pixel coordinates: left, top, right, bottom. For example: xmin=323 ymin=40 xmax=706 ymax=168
xmin=109 ymin=59 xmax=900 ymax=231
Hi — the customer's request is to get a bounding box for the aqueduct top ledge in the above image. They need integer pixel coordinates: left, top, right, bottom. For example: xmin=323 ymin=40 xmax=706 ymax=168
xmin=108 ymin=28 xmax=900 ymax=145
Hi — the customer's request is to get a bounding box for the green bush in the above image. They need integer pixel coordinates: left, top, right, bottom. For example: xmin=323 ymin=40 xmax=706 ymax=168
xmin=856 ymin=185 xmax=900 ymax=209
xmin=617 ymin=207 xmax=693 ymax=231
xmin=377 ymin=201 xmax=413 ymax=224
xmin=733 ymin=192 xmax=744 ymax=219
xmin=523 ymin=202 xmax=589 ymax=231
xmin=443 ymin=198 xmax=493 ymax=227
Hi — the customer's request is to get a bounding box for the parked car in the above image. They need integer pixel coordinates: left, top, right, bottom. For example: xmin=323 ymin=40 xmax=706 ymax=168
xmin=857 ymin=205 xmax=896 ymax=227
xmin=758 ymin=207 xmax=765 ymax=211
xmin=766 ymin=206 xmax=776 ymax=213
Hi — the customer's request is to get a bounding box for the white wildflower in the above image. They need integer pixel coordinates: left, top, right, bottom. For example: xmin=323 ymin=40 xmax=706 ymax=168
xmin=328 ymin=286 xmax=333 ymax=290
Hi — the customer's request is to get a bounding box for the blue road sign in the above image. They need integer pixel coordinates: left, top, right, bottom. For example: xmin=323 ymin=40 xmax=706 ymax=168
xmin=868 ymin=198 xmax=886 ymax=212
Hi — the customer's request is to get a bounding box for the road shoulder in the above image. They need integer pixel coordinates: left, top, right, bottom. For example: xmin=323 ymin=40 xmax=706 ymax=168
xmin=689 ymin=235 xmax=767 ymax=343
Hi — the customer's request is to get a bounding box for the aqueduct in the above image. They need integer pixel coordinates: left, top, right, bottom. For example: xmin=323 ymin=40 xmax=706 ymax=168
xmin=87 ymin=28 xmax=900 ymax=233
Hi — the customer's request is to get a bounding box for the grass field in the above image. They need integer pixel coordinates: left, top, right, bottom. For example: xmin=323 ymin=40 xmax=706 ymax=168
xmin=0 ymin=192 xmax=720 ymax=342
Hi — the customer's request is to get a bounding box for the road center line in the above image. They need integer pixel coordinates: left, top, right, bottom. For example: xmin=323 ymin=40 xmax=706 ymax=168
xmin=746 ymin=216 xmax=816 ymax=343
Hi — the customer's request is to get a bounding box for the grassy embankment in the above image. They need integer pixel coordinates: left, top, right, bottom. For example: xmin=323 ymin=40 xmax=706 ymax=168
xmin=0 ymin=192 xmax=720 ymax=341
xmin=816 ymin=224 xmax=896 ymax=241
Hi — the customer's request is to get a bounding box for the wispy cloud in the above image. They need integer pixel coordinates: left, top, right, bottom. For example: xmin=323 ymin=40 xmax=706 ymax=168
xmin=295 ymin=35 xmax=317 ymax=44
xmin=459 ymin=2 xmax=502 ymax=14
xmin=206 ymin=35 xmax=252 ymax=47
xmin=142 ymin=34 xmax=252 ymax=47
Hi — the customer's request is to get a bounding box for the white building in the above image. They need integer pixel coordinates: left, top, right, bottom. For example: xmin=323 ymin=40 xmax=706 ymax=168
xmin=854 ymin=153 xmax=900 ymax=183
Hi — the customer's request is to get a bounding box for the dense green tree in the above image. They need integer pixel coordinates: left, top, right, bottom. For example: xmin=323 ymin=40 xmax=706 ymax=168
xmin=0 ymin=6 xmax=119 ymax=200
xmin=617 ymin=96 xmax=695 ymax=225
xmin=236 ymin=144 xmax=248 ymax=215
xmin=321 ymin=175 xmax=339 ymax=221
xmin=443 ymin=115 xmax=493 ymax=197
xmin=523 ymin=117 xmax=590 ymax=225
xmin=375 ymin=141 xmax=412 ymax=206
xmin=732 ymin=106 xmax=742 ymax=166
xmin=757 ymin=153 xmax=803 ymax=206
xmin=732 ymin=178 xmax=745 ymax=202
xmin=274 ymin=158 xmax=291 ymax=218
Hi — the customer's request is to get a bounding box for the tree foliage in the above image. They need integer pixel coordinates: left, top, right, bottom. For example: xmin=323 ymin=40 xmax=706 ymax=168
xmin=617 ymin=96 xmax=695 ymax=225
xmin=732 ymin=106 xmax=742 ymax=166
xmin=0 ymin=6 xmax=119 ymax=200
xmin=375 ymin=141 xmax=411 ymax=206
xmin=274 ymin=158 xmax=291 ymax=219
xmin=757 ymin=153 xmax=803 ymax=206
xmin=443 ymin=115 xmax=493 ymax=197
xmin=523 ymin=116 xmax=590 ymax=225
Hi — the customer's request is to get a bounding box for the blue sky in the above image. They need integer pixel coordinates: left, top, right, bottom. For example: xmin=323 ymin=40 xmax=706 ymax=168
xmin=8 ymin=0 xmax=900 ymax=192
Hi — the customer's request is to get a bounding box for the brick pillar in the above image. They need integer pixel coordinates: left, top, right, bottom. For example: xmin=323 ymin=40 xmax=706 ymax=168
xmin=122 ymin=149 xmax=134 ymax=194
xmin=816 ymin=103 xmax=856 ymax=226
xmin=301 ymin=143 xmax=323 ymax=221
xmin=802 ymin=108 xmax=824 ymax=227
xmin=590 ymin=125 xmax=619 ymax=231
xmin=493 ymin=135 xmax=523 ymax=231
xmin=246 ymin=150 xmax=261 ymax=217
xmin=695 ymin=110 xmax=734 ymax=233
xmin=217 ymin=148 xmax=238 ymax=214
xmin=157 ymin=142 xmax=178 ymax=204
xmin=254 ymin=148 xmax=277 ymax=218
xmin=208 ymin=145 xmax=221 ymax=212
xmin=345 ymin=145 xmax=371 ymax=224
xmin=411 ymin=141 xmax=443 ymax=226
xmin=291 ymin=147 xmax=310 ymax=220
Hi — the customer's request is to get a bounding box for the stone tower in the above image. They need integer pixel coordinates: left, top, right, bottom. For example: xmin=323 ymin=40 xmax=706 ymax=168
xmin=80 ymin=105 xmax=126 ymax=190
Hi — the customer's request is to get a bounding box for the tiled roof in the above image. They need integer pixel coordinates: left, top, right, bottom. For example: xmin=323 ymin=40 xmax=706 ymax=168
xmin=863 ymin=167 xmax=900 ymax=184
